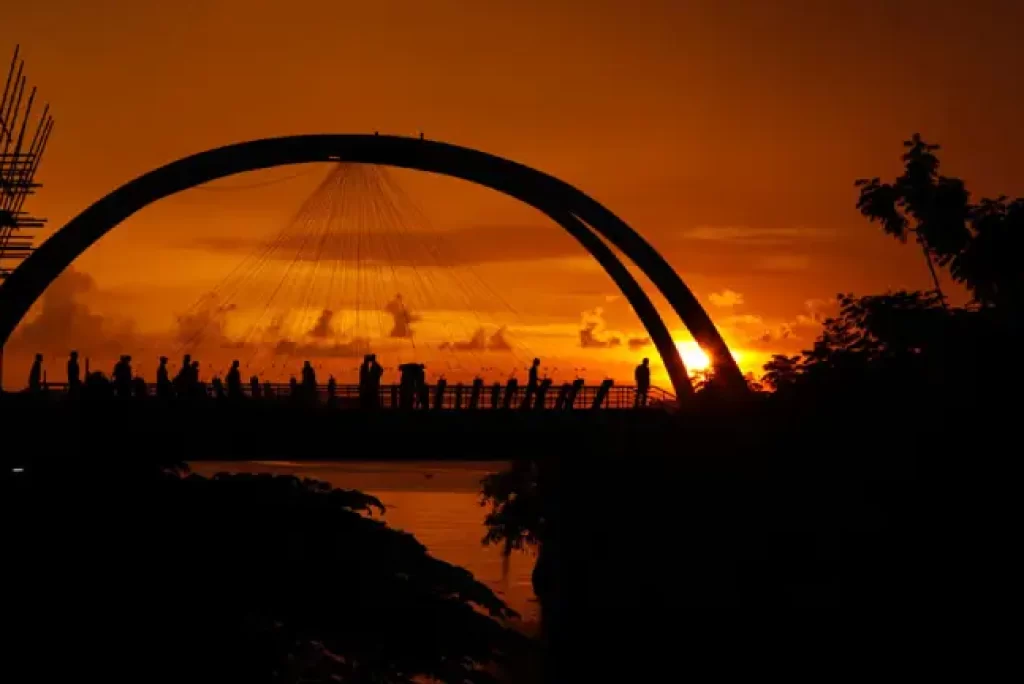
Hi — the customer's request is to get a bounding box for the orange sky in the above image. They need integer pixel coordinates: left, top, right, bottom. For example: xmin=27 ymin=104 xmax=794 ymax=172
xmin=3 ymin=0 xmax=1024 ymax=390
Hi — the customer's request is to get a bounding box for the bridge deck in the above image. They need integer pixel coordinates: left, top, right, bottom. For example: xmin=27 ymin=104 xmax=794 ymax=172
xmin=30 ymin=381 xmax=675 ymax=410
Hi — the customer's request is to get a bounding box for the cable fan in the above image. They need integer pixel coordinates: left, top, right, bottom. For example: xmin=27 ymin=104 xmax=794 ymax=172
xmin=175 ymin=164 xmax=534 ymax=384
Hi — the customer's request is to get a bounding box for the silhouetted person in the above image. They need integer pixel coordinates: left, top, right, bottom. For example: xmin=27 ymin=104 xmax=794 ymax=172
xmin=490 ymin=381 xmax=501 ymax=410
xmin=28 ymin=353 xmax=43 ymax=394
xmin=156 ymin=356 xmax=172 ymax=399
xmin=289 ymin=377 xmax=298 ymax=401
xmin=82 ymin=370 xmax=112 ymax=400
xmin=211 ymin=376 xmax=225 ymax=400
xmin=174 ymin=355 xmax=192 ymax=397
xmin=67 ymin=351 xmax=81 ymax=397
xmin=226 ymin=360 xmax=242 ymax=399
xmin=133 ymin=376 xmax=148 ymax=399
xmin=263 ymin=380 xmax=273 ymax=399
xmin=250 ymin=375 xmax=261 ymax=399
xmin=327 ymin=375 xmax=337 ymax=408
xmin=189 ymin=361 xmax=202 ymax=398
xmin=301 ymin=361 xmax=317 ymax=403
xmin=366 ymin=354 xmax=383 ymax=409
xmin=113 ymin=355 xmax=133 ymax=399
xmin=522 ymin=358 xmax=540 ymax=409
xmin=359 ymin=354 xmax=372 ymax=408
xmin=634 ymin=358 xmax=651 ymax=408
xmin=398 ymin=362 xmax=421 ymax=409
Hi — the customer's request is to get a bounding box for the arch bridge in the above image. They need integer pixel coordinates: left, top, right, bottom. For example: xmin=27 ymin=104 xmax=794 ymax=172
xmin=0 ymin=134 xmax=744 ymax=398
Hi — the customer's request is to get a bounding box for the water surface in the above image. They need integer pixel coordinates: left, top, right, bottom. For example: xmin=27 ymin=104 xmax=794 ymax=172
xmin=189 ymin=460 xmax=538 ymax=622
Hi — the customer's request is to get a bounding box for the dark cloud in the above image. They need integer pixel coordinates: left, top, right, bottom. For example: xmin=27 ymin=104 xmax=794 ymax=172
xmin=440 ymin=328 xmax=486 ymax=351
xmin=384 ymin=294 xmax=419 ymax=339
xmin=272 ymin=337 xmax=371 ymax=359
xmin=753 ymin=324 xmax=794 ymax=346
xmin=307 ymin=309 xmax=334 ymax=338
xmin=627 ymin=337 xmax=652 ymax=351
xmin=488 ymin=326 xmax=513 ymax=351
xmin=9 ymin=267 xmax=135 ymax=356
xmin=579 ymin=308 xmax=621 ymax=349
xmin=439 ymin=326 xmax=514 ymax=352
xmin=175 ymin=295 xmax=236 ymax=348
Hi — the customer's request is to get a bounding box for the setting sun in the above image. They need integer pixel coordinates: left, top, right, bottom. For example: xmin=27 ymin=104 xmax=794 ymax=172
xmin=676 ymin=341 xmax=711 ymax=372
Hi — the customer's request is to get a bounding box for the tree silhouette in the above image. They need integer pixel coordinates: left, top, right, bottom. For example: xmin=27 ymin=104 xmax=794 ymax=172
xmin=758 ymin=287 xmax=1018 ymax=404
xmin=480 ymin=460 xmax=543 ymax=557
xmin=9 ymin=468 xmax=527 ymax=684
xmin=856 ymin=134 xmax=1023 ymax=316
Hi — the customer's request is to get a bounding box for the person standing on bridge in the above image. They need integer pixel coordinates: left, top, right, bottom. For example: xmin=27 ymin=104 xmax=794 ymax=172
xmin=189 ymin=360 xmax=202 ymax=398
xmin=67 ymin=351 xmax=81 ymax=398
xmin=327 ymin=375 xmax=337 ymax=408
xmin=113 ymin=355 xmax=133 ymax=399
xmin=359 ymin=354 xmax=372 ymax=408
xmin=226 ymin=360 xmax=243 ymax=400
xmin=301 ymin=361 xmax=317 ymax=403
xmin=369 ymin=355 xmax=384 ymax=409
xmin=211 ymin=376 xmax=225 ymax=400
xmin=522 ymin=358 xmax=541 ymax=409
xmin=156 ymin=357 xmax=172 ymax=399
xmin=634 ymin=358 xmax=651 ymax=408
xmin=173 ymin=355 xmax=191 ymax=397
xmin=28 ymin=353 xmax=43 ymax=394
xmin=397 ymin=362 xmax=414 ymax=409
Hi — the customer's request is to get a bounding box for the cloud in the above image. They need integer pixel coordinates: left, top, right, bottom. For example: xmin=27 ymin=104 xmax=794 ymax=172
xmin=579 ymin=308 xmax=621 ymax=349
xmin=439 ymin=326 xmax=515 ymax=352
xmin=681 ymin=225 xmax=837 ymax=244
xmin=9 ymin=267 xmax=135 ymax=356
xmin=728 ymin=298 xmax=837 ymax=351
xmin=175 ymin=295 xmax=236 ymax=348
xmin=307 ymin=309 xmax=334 ymax=338
xmin=384 ymin=294 xmax=419 ymax=339
xmin=795 ymin=298 xmax=831 ymax=326
xmin=440 ymin=328 xmax=486 ymax=352
xmin=487 ymin=326 xmax=513 ymax=351
xmin=272 ymin=337 xmax=371 ymax=359
xmin=708 ymin=289 xmax=744 ymax=308
xmin=753 ymin=324 xmax=794 ymax=345
xmin=627 ymin=337 xmax=652 ymax=351
xmin=722 ymin=314 xmax=765 ymax=327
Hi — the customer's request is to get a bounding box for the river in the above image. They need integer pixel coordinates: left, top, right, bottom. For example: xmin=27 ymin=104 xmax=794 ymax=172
xmin=189 ymin=460 xmax=539 ymax=625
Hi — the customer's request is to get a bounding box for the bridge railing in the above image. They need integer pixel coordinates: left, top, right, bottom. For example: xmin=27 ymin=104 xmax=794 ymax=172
xmin=32 ymin=380 xmax=676 ymax=410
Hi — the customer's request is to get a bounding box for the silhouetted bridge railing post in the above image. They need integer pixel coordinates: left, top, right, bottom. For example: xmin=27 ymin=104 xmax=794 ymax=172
xmin=32 ymin=380 xmax=677 ymax=410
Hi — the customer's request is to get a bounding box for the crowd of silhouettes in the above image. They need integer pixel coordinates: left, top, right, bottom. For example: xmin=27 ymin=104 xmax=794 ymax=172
xmin=15 ymin=349 xmax=666 ymax=411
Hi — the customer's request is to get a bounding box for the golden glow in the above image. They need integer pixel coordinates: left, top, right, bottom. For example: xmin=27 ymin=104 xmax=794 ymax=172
xmin=6 ymin=2 xmax=1014 ymax=390
xmin=675 ymin=341 xmax=711 ymax=372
